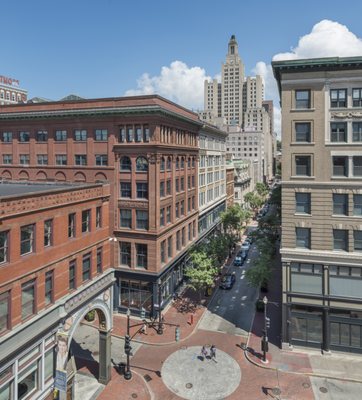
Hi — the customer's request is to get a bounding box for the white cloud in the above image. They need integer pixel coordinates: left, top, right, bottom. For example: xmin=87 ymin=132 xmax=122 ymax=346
xmin=254 ymin=20 xmax=362 ymax=137
xmin=125 ymin=60 xmax=210 ymax=110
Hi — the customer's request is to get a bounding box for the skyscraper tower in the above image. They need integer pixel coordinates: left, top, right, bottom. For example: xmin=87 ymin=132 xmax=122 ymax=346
xmin=221 ymin=35 xmax=245 ymax=125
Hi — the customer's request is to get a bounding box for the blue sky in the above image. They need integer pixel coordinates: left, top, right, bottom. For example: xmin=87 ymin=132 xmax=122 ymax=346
xmin=2 ymin=0 xmax=362 ymax=131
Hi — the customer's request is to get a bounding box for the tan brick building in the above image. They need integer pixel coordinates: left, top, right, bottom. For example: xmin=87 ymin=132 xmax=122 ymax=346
xmin=273 ymin=57 xmax=362 ymax=354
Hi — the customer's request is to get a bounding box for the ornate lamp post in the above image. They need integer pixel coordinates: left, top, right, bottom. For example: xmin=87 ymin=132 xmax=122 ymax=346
xmin=261 ymin=296 xmax=270 ymax=363
xmin=124 ymin=308 xmax=132 ymax=380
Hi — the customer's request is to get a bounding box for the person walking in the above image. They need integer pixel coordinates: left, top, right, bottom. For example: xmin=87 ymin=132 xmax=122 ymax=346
xmin=210 ymin=345 xmax=217 ymax=362
xmin=200 ymin=345 xmax=208 ymax=360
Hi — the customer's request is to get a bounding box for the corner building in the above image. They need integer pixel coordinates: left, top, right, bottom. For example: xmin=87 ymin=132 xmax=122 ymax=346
xmin=273 ymin=57 xmax=362 ymax=354
xmin=0 ymin=96 xmax=201 ymax=317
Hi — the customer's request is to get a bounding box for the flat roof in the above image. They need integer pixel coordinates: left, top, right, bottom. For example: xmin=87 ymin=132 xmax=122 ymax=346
xmin=0 ymin=181 xmax=97 ymax=198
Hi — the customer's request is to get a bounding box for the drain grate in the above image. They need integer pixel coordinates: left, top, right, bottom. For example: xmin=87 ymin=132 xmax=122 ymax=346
xmin=302 ymin=382 xmax=311 ymax=389
xmin=319 ymin=387 xmax=328 ymax=393
xmin=131 ymin=394 xmax=138 ymax=399
xmin=272 ymin=388 xmax=281 ymax=396
xmin=144 ymin=374 xmax=152 ymax=382
xmin=185 ymin=383 xmax=193 ymax=389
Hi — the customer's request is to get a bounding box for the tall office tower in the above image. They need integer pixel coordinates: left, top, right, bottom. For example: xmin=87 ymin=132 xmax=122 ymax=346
xmin=273 ymin=57 xmax=362 ymax=354
xmin=204 ymin=79 xmax=222 ymax=121
xmin=221 ymin=35 xmax=245 ymax=125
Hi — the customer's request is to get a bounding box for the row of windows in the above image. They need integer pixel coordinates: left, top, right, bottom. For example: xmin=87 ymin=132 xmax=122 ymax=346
xmin=295 ymin=227 xmax=362 ymax=252
xmin=199 ymin=155 xmax=225 ymax=168
xmin=119 ymin=125 xmax=150 ymax=143
xmin=160 ymin=197 xmax=196 ymax=227
xmin=199 ymin=184 xmax=225 ymax=207
xmin=1 ymin=129 xmax=109 ymax=143
xmin=160 ymin=176 xmax=195 ymax=197
xmin=2 ymin=154 xmax=109 ymax=166
xmin=120 ymin=182 xmax=148 ymax=199
xmin=160 ymin=156 xmax=196 ymax=171
xmin=294 ymin=155 xmax=362 ymax=177
xmin=0 ymin=249 xmax=102 ymax=333
xmin=159 ymin=125 xmax=197 ymax=146
xmin=0 ymin=208 xmax=102 ymax=263
xmin=119 ymin=156 xmax=148 ymax=172
xmin=295 ymin=192 xmax=362 ymax=216
xmin=0 ymin=91 xmax=22 ymax=102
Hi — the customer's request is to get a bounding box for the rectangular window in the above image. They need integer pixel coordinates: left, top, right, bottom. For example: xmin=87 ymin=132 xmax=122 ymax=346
xmin=331 ymin=122 xmax=347 ymax=142
xmin=44 ymin=219 xmax=53 ymax=247
xmin=36 ymin=154 xmax=48 ymax=165
xmin=136 ymin=182 xmax=148 ymax=199
xmin=21 ymin=224 xmax=35 ymax=255
xmin=44 ymin=348 xmax=55 ymax=382
xmin=333 ymin=156 xmax=348 ymax=177
xmin=352 ymin=122 xmax=362 ymax=142
xmin=188 ymin=223 xmax=192 ymax=241
xmin=2 ymin=132 xmax=12 ymax=142
xmin=160 ymin=240 xmax=166 ymax=264
xmin=96 ymin=248 xmax=102 ymax=273
xmin=180 ymin=200 xmax=185 ymax=216
xmin=192 ymin=175 xmax=195 ymax=187
xmin=0 ymin=231 xmax=9 ymax=263
xmin=188 ymin=176 xmax=191 ymax=189
xmin=2 ymin=154 xmax=12 ymax=164
xmin=295 ymin=122 xmax=311 ymax=142
xmin=333 ymin=229 xmax=348 ymax=251
xmin=68 ymin=213 xmax=76 ymax=238
xmin=188 ymin=197 xmax=191 ymax=212
xmin=295 ymin=193 xmax=311 ymax=214
xmin=295 ymin=156 xmax=311 ymax=176
xmin=160 ymin=181 xmax=165 ymax=197
xmin=353 ymin=156 xmax=362 ymax=176
xmin=0 ymin=291 xmax=10 ymax=333
xmin=295 ymin=90 xmax=310 ymax=109
xmin=74 ymin=129 xmax=87 ymax=141
xmin=167 ymin=236 xmax=172 ymax=258
xmin=166 ymin=206 xmax=171 ymax=223
xmin=19 ymin=154 xmax=30 ymax=165
xmin=166 ymin=179 xmax=171 ymax=195
xmin=136 ymin=243 xmax=147 ymax=268
xmin=192 ymin=196 xmax=195 ymax=210
xmin=353 ymin=88 xmax=362 ymax=107
xmin=75 ymin=155 xmax=87 ymax=165
xmin=82 ymin=253 xmax=91 ymax=281
xmin=175 ymin=178 xmax=179 ymax=192
xmin=45 ymin=271 xmax=53 ymax=305
xmin=19 ymin=131 xmax=30 ymax=142
xmin=290 ymin=263 xmax=322 ymax=294
xmin=329 ymin=266 xmax=362 ymax=298
xmin=354 ymin=231 xmax=362 ymax=251
xmin=96 ymin=206 xmax=102 ymax=228
xmin=126 ymin=126 xmax=133 ymax=142
xmin=36 ymin=130 xmax=48 ymax=142
xmin=136 ymin=210 xmax=148 ymax=230
xmin=175 ymin=202 xmax=179 ymax=218
xmin=69 ymin=260 xmax=76 ymax=290
xmin=333 ymin=194 xmax=348 ymax=215
xmin=143 ymin=125 xmax=150 ymax=142
xmin=182 ymin=227 xmax=186 ymax=246
xmin=296 ymin=227 xmax=311 ymax=249
xmin=120 ymin=209 xmax=132 ymax=228
xmin=81 ymin=210 xmax=91 ymax=233
xmin=55 ymin=130 xmax=67 ymax=141
xmin=160 ymin=208 xmax=165 ymax=226
xmin=120 ymin=182 xmax=131 ymax=198
xmin=176 ymin=231 xmax=181 ymax=251
xmin=21 ymin=280 xmax=35 ymax=320
xmin=56 ymin=155 xmax=67 ymax=165
xmin=95 ymin=129 xmax=108 ymax=141
xmin=330 ymin=89 xmax=347 ymax=108
xmin=95 ymin=154 xmax=108 ymax=166
xmin=120 ymin=242 xmax=131 ymax=267
xmin=135 ymin=125 xmax=142 ymax=142
xmin=354 ymin=194 xmax=362 ymax=216
xmin=119 ymin=126 xmax=126 ymax=142
xmin=180 ymin=177 xmax=184 ymax=191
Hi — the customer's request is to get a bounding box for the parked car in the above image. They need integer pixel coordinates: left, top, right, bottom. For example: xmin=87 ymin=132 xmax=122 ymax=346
xmin=234 ymin=256 xmax=244 ymax=266
xmin=220 ymin=273 xmax=236 ymax=289
xmin=240 ymin=241 xmax=250 ymax=253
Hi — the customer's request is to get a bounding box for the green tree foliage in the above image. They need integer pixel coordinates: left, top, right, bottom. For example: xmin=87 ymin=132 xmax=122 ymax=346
xmin=221 ymin=204 xmax=251 ymax=233
xmin=245 ymin=254 xmax=272 ymax=288
xmin=255 ymin=182 xmax=269 ymax=198
xmin=244 ymin=191 xmax=264 ymax=212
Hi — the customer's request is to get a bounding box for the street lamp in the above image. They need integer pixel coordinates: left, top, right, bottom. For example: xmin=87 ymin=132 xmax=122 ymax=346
xmin=124 ymin=308 xmax=132 ymax=380
xmin=261 ymin=296 xmax=269 ymax=363
xmin=157 ymin=279 xmax=164 ymax=335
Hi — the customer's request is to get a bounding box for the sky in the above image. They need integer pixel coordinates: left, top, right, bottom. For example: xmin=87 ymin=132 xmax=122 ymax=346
xmin=2 ymin=0 xmax=362 ymax=135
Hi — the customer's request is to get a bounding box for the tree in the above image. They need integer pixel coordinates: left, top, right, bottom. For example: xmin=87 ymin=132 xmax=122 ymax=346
xmin=255 ymin=182 xmax=269 ymax=198
xmin=245 ymin=254 xmax=272 ymax=288
xmin=221 ymin=204 xmax=247 ymax=233
xmin=208 ymin=235 xmax=229 ymax=266
xmin=244 ymin=191 xmax=264 ymax=212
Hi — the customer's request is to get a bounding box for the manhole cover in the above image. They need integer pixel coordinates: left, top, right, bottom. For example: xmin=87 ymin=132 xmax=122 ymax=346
xmin=144 ymin=374 xmax=152 ymax=382
xmin=131 ymin=395 xmax=138 ymax=399
xmin=319 ymin=387 xmax=328 ymax=393
xmin=302 ymin=382 xmax=311 ymax=389
xmin=185 ymin=383 xmax=193 ymax=389
xmin=272 ymin=388 xmax=281 ymax=395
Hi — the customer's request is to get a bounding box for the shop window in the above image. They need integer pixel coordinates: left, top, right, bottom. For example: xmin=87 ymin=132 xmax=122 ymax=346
xmin=290 ymin=263 xmax=322 ymax=294
xmin=329 ymin=266 xmax=362 ymax=298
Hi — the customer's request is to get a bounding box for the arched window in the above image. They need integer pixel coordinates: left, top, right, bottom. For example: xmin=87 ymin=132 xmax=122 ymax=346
xmin=136 ymin=156 xmax=148 ymax=172
xmin=167 ymin=156 xmax=172 ymax=171
xmin=160 ymin=157 xmax=165 ymax=171
xmin=176 ymin=157 xmax=180 ymax=169
xmin=120 ymin=156 xmax=131 ymax=171
xmin=181 ymin=157 xmax=185 ymax=169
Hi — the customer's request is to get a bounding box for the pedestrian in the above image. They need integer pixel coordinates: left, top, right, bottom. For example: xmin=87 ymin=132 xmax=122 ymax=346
xmin=200 ymin=345 xmax=208 ymax=360
xmin=210 ymin=345 xmax=216 ymax=362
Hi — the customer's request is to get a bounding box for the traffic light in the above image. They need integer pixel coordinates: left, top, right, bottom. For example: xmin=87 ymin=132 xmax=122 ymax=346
xmin=175 ymin=326 xmax=180 ymax=342
xmin=140 ymin=307 xmax=146 ymax=320
xmin=124 ymin=335 xmax=132 ymax=354
xmin=266 ymin=317 xmax=271 ymax=329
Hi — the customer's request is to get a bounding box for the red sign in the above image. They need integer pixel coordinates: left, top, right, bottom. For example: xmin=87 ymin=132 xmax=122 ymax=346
xmin=0 ymin=75 xmax=20 ymax=87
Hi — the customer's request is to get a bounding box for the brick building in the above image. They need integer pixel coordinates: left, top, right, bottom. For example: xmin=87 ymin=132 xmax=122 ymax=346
xmin=0 ymin=181 xmax=113 ymax=399
xmin=0 ymin=95 xmax=202 ymax=317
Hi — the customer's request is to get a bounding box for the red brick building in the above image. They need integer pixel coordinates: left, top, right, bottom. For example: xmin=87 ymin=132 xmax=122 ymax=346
xmin=0 ymin=181 xmax=113 ymax=399
xmin=0 ymin=95 xmax=202 ymax=316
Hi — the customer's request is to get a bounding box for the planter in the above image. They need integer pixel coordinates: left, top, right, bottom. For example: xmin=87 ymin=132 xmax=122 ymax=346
xmin=85 ymin=310 xmax=96 ymax=322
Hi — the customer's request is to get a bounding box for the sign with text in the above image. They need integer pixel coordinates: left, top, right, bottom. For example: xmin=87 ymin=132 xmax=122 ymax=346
xmin=54 ymin=370 xmax=67 ymax=392
xmin=0 ymin=75 xmax=19 ymax=87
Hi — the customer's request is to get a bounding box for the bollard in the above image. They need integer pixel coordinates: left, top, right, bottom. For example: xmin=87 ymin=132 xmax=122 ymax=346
xmin=189 ymin=314 xmax=194 ymax=325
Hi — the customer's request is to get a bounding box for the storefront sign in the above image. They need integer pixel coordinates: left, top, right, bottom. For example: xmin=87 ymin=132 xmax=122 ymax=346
xmin=54 ymin=370 xmax=67 ymax=392
xmin=0 ymin=75 xmax=19 ymax=87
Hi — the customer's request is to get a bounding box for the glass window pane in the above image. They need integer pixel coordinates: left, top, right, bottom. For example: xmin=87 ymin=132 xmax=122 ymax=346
xmin=307 ymin=319 xmax=322 ymax=343
xmin=340 ymin=323 xmax=350 ymax=346
xmin=351 ymin=325 xmax=361 ymax=348
xmin=330 ymin=322 xmax=340 ymax=345
xmin=291 ymin=317 xmax=307 ymax=341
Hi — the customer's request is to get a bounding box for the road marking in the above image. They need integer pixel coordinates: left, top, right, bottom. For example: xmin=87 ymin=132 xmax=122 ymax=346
xmin=241 ymin=276 xmax=245 ymax=280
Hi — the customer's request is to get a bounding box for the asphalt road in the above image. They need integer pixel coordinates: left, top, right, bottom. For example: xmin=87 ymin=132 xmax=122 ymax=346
xmin=198 ymin=229 xmax=259 ymax=337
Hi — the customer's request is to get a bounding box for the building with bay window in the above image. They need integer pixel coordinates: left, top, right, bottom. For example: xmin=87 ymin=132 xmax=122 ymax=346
xmin=273 ymin=57 xmax=362 ymax=354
